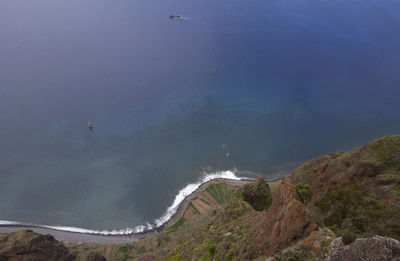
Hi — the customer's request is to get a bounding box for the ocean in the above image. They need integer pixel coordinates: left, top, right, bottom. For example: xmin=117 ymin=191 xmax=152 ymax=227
xmin=1 ymin=0 xmax=400 ymax=232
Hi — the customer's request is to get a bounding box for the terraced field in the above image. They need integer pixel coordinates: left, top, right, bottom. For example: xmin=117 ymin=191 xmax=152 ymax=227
xmin=180 ymin=184 xmax=235 ymax=224
xmin=206 ymin=183 xmax=233 ymax=204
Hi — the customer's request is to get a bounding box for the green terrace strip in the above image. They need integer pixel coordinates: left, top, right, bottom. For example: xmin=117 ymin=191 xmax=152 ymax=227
xmin=189 ymin=203 xmax=200 ymax=214
xmin=200 ymin=198 xmax=211 ymax=205
xmin=206 ymin=183 xmax=233 ymax=204
xmin=202 ymin=193 xmax=214 ymax=203
xmin=167 ymin=217 xmax=187 ymax=233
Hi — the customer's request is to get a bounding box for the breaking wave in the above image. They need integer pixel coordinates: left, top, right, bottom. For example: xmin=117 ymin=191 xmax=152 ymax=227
xmin=0 ymin=170 xmax=249 ymax=236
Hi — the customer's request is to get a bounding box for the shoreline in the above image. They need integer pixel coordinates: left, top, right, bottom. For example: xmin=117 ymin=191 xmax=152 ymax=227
xmin=0 ymin=177 xmax=283 ymax=245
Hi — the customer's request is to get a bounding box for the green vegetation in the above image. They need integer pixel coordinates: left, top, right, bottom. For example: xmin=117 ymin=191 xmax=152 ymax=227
xmin=118 ymin=244 xmax=133 ymax=254
xmin=136 ymin=245 xmax=153 ymax=255
xmin=368 ymin=136 xmax=400 ymax=167
xmin=200 ymin=198 xmax=211 ymax=205
xmin=167 ymin=217 xmax=187 ymax=233
xmin=222 ymin=193 xmax=252 ymax=220
xmin=168 ymin=244 xmax=183 ymax=261
xmin=241 ymin=176 xmax=272 ymax=211
xmin=393 ymin=183 xmax=400 ymax=193
xmin=115 ymin=244 xmax=135 ymax=261
xmin=206 ymin=243 xmax=216 ymax=258
xmin=206 ymin=183 xmax=233 ymax=204
xmin=319 ymin=183 xmax=376 ymax=230
xmin=341 ymin=230 xmax=357 ymax=245
xmin=295 ymin=183 xmax=313 ymax=204
xmin=194 ymin=238 xmax=214 ymax=260
xmin=274 ymin=245 xmax=315 ymax=261
xmin=189 ymin=202 xmax=200 ymax=214
xmin=318 ymin=181 xmax=400 ymax=239
xmin=194 ymin=238 xmax=224 ymax=261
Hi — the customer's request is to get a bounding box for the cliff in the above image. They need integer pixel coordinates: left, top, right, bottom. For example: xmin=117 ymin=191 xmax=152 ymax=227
xmin=1 ymin=135 xmax=400 ymax=260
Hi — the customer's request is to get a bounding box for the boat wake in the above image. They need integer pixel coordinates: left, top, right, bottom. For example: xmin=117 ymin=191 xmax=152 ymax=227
xmin=0 ymin=170 xmax=249 ymax=236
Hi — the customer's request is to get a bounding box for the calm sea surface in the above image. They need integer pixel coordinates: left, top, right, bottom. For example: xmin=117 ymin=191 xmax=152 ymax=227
xmin=1 ymin=0 xmax=400 ymax=230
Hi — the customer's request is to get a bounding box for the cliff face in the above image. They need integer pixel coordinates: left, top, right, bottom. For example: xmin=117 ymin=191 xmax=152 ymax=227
xmin=0 ymin=230 xmax=75 ymax=261
xmin=258 ymin=181 xmax=313 ymax=256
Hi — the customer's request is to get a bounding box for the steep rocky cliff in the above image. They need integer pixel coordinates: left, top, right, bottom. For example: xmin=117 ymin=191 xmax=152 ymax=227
xmin=257 ymin=181 xmax=313 ymax=256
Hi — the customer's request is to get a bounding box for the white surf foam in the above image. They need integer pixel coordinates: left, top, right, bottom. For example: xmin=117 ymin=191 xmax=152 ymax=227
xmin=0 ymin=170 xmax=246 ymax=236
xmin=154 ymin=170 xmax=242 ymax=227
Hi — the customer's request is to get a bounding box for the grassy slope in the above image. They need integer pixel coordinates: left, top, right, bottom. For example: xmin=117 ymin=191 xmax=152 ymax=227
xmin=288 ymin=135 xmax=400 ymax=241
xmin=100 ymin=183 xmax=265 ymax=260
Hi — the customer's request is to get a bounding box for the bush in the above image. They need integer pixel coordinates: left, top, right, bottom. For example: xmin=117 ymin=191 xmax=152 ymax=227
xmin=295 ymin=183 xmax=313 ymax=204
xmin=241 ymin=176 xmax=272 ymax=211
xmin=274 ymin=245 xmax=315 ymax=261
xmin=324 ymin=213 xmax=342 ymax=227
xmin=387 ymin=224 xmax=400 ymax=239
xmin=168 ymin=245 xmax=182 ymax=261
xmin=207 ymin=244 xmax=216 ymax=257
xmin=341 ymin=230 xmax=357 ymax=245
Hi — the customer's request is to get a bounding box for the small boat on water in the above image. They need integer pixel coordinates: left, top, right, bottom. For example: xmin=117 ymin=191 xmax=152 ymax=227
xmin=169 ymin=15 xmax=184 ymax=20
xmin=88 ymin=121 xmax=93 ymax=130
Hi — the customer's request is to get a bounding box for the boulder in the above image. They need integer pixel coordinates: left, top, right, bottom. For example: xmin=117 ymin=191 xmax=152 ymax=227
xmin=327 ymin=236 xmax=400 ymax=261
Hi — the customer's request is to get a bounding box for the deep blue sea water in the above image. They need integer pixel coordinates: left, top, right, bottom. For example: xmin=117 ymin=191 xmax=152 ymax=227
xmin=1 ymin=0 xmax=400 ymax=231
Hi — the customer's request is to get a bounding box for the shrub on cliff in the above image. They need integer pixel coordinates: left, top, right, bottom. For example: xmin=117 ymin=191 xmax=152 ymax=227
xmin=341 ymin=230 xmax=357 ymax=245
xmin=241 ymin=176 xmax=272 ymax=211
xmin=274 ymin=244 xmax=315 ymax=261
xmin=168 ymin=244 xmax=182 ymax=261
xmin=295 ymin=183 xmax=313 ymax=204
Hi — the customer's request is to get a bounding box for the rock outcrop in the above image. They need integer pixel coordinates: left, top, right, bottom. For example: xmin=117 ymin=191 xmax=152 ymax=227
xmin=327 ymin=236 xmax=400 ymax=261
xmin=258 ymin=181 xmax=313 ymax=255
xmin=0 ymin=230 xmax=75 ymax=261
xmin=0 ymin=230 xmax=108 ymax=261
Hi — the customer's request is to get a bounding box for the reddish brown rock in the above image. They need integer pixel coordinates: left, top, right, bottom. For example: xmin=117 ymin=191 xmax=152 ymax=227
xmin=258 ymin=181 xmax=313 ymax=255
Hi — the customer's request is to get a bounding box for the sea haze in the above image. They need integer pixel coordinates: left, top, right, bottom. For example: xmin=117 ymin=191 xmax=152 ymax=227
xmin=1 ymin=0 xmax=400 ymax=230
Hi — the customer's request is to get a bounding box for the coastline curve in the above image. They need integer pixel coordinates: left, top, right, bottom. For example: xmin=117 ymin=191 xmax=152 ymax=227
xmin=0 ymin=171 xmax=257 ymax=244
